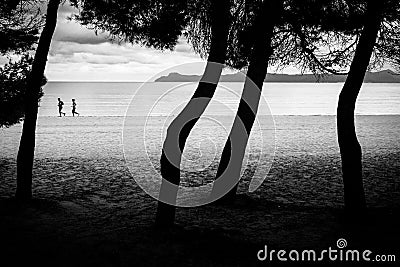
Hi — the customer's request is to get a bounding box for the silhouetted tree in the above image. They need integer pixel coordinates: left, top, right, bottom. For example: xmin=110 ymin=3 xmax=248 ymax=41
xmin=16 ymin=0 xmax=61 ymax=201
xmin=0 ymin=0 xmax=43 ymax=54
xmin=157 ymin=0 xmax=383 ymax=220
xmin=71 ymin=0 xmax=188 ymax=50
xmin=213 ymin=0 xmax=400 ymax=204
xmin=72 ymin=0 xmax=233 ymax=227
xmin=156 ymin=0 xmax=232 ymax=227
xmin=0 ymin=55 xmax=46 ymax=128
xmin=1 ymin=1 xmax=45 ymax=128
xmin=337 ymin=0 xmax=399 ymax=212
xmin=211 ymin=0 xmax=286 ymax=202
xmin=210 ymin=0 xmax=358 ymax=202
xmin=282 ymin=0 xmax=399 ymax=211
xmin=0 ymin=0 xmax=43 ymax=127
xmin=74 ymin=0 xmax=267 ymax=227
xmin=71 ymin=0 xmax=197 ymax=227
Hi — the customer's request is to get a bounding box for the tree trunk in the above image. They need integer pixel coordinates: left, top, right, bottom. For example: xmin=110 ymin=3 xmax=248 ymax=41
xmin=16 ymin=0 xmax=60 ymax=201
xmin=337 ymin=0 xmax=382 ymax=212
xmin=155 ymin=0 xmax=231 ymax=227
xmin=211 ymin=0 xmax=281 ymax=203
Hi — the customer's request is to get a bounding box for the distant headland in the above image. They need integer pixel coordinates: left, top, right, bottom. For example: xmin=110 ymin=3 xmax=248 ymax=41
xmin=155 ymin=69 xmax=400 ymax=83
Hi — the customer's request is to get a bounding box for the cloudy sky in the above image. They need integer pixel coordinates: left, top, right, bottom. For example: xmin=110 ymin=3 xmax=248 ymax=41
xmin=5 ymin=2 xmax=392 ymax=82
xmin=47 ymin=3 xmax=204 ymax=81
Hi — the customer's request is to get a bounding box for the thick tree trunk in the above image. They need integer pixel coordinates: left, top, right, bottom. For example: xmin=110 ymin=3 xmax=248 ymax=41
xmin=337 ymin=0 xmax=382 ymax=212
xmin=155 ymin=0 xmax=231 ymax=227
xmin=211 ymin=0 xmax=281 ymax=203
xmin=16 ymin=0 xmax=60 ymax=201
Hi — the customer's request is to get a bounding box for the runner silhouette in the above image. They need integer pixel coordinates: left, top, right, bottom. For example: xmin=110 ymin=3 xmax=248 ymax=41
xmin=72 ymin=99 xmax=80 ymax=117
xmin=58 ymin=98 xmax=66 ymax=117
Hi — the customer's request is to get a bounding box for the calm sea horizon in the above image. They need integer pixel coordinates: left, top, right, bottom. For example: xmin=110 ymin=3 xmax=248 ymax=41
xmin=38 ymin=82 xmax=400 ymax=117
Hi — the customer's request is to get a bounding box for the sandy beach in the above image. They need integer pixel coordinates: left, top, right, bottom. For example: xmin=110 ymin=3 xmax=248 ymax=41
xmin=1 ymin=115 xmax=399 ymax=206
xmin=1 ymin=115 xmax=399 ymax=266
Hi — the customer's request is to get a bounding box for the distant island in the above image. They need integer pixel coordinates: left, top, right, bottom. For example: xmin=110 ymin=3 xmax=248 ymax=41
xmin=155 ymin=69 xmax=400 ymax=83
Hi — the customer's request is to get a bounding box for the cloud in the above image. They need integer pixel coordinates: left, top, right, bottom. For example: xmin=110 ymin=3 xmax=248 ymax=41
xmin=44 ymin=1 xmax=202 ymax=81
xmin=54 ymin=31 xmax=110 ymax=45
xmin=53 ymin=15 xmax=111 ymax=45
xmin=47 ymin=37 xmax=202 ymax=81
xmin=174 ymin=38 xmax=195 ymax=54
xmin=49 ymin=41 xmax=169 ymax=64
xmin=0 ymin=57 xmax=9 ymax=65
xmin=59 ymin=3 xmax=77 ymax=15
xmin=1 ymin=0 xmax=202 ymax=79
xmin=53 ymin=1 xmax=112 ymax=45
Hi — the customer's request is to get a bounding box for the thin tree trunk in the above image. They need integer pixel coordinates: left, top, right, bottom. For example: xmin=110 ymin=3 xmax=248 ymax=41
xmin=337 ymin=0 xmax=382 ymax=212
xmin=16 ymin=0 xmax=61 ymax=201
xmin=211 ymin=0 xmax=281 ymax=203
xmin=155 ymin=0 xmax=231 ymax=227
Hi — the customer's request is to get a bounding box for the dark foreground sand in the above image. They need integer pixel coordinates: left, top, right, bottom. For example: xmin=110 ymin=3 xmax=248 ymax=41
xmin=1 ymin=115 xmax=399 ymax=266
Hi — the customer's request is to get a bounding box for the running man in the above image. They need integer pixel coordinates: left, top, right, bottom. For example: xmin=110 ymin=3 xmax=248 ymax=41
xmin=58 ymin=98 xmax=66 ymax=117
xmin=72 ymin=99 xmax=79 ymax=117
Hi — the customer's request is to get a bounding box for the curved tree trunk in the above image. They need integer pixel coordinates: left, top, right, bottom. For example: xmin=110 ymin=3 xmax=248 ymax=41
xmin=155 ymin=0 xmax=231 ymax=227
xmin=337 ymin=0 xmax=382 ymax=212
xmin=16 ymin=0 xmax=61 ymax=201
xmin=211 ymin=0 xmax=281 ymax=203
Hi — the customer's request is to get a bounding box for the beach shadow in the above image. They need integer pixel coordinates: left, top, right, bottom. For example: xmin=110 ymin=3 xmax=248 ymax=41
xmin=1 ymin=195 xmax=399 ymax=266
